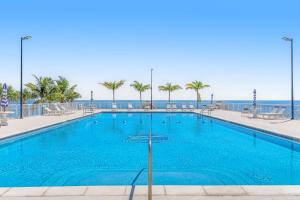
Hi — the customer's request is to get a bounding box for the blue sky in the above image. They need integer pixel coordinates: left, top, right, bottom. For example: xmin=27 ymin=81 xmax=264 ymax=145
xmin=0 ymin=0 xmax=299 ymax=100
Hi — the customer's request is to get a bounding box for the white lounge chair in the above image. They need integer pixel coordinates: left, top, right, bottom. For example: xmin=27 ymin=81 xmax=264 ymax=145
xmin=58 ymin=105 xmax=74 ymax=114
xmin=43 ymin=106 xmax=61 ymax=115
xmin=128 ymin=103 xmax=133 ymax=110
xmin=241 ymin=107 xmax=251 ymax=117
xmin=182 ymin=104 xmax=187 ymax=111
xmin=166 ymin=103 xmax=172 ymax=111
xmin=258 ymin=108 xmax=286 ymax=119
xmin=54 ymin=104 xmax=64 ymax=115
xmin=0 ymin=118 xmax=7 ymax=126
xmin=0 ymin=113 xmax=8 ymax=126
xmin=189 ymin=104 xmax=195 ymax=111
xmin=207 ymin=104 xmax=217 ymax=111
xmin=144 ymin=104 xmax=150 ymax=110
xmin=171 ymin=104 xmax=177 ymax=110
xmin=112 ymin=103 xmax=117 ymax=111
xmin=83 ymin=106 xmax=94 ymax=115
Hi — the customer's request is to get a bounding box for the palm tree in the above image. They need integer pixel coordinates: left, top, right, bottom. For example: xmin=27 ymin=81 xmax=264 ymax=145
xmin=21 ymin=88 xmax=35 ymax=104
xmin=54 ymin=76 xmax=81 ymax=103
xmin=64 ymin=85 xmax=81 ymax=102
xmin=158 ymin=83 xmax=182 ymax=102
xmin=25 ymin=75 xmax=57 ymax=103
xmin=99 ymin=80 xmax=125 ymax=102
xmin=185 ymin=81 xmax=210 ymax=109
xmin=130 ymin=81 xmax=150 ymax=105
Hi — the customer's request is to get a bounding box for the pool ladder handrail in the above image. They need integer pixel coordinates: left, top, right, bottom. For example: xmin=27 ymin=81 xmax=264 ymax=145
xmin=201 ymin=105 xmax=212 ymax=116
xmin=148 ymin=130 xmax=152 ymax=200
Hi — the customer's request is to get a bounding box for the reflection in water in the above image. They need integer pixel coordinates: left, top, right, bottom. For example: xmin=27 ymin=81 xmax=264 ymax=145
xmin=253 ymin=133 xmax=257 ymax=148
xmin=290 ymin=145 xmax=294 ymax=181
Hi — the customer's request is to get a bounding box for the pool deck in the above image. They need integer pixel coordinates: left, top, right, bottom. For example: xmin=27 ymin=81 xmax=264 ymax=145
xmin=1 ymin=185 xmax=300 ymax=199
xmin=0 ymin=110 xmax=102 ymax=140
xmin=197 ymin=109 xmax=300 ymax=141
xmin=1 ymin=109 xmax=300 ymax=199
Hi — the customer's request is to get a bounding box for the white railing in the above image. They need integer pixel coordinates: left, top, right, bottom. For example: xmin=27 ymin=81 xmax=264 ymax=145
xmin=222 ymin=103 xmax=300 ymax=119
xmin=4 ymin=102 xmax=78 ymax=119
xmin=4 ymin=101 xmax=300 ymax=120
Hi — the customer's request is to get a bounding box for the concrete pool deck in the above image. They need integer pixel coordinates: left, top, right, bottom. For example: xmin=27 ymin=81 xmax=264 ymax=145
xmin=0 ymin=110 xmax=102 ymax=140
xmin=198 ymin=109 xmax=300 ymax=141
xmin=1 ymin=109 xmax=300 ymax=199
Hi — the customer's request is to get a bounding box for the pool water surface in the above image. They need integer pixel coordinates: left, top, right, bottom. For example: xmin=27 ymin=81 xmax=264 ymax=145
xmin=0 ymin=112 xmax=300 ymax=187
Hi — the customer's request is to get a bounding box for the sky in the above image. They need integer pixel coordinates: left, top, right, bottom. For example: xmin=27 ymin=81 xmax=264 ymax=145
xmin=0 ymin=0 xmax=299 ymax=101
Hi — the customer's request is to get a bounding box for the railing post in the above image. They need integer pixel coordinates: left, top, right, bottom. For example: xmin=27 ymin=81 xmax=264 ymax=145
xmin=148 ymin=130 xmax=152 ymax=200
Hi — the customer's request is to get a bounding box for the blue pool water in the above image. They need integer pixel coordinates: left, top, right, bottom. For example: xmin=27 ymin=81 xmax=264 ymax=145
xmin=1 ymin=112 xmax=300 ymax=187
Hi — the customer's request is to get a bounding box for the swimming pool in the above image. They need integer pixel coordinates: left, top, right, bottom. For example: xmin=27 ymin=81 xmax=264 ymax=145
xmin=1 ymin=112 xmax=300 ymax=187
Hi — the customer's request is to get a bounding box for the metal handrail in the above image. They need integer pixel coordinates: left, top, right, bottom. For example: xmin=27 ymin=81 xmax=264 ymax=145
xmin=148 ymin=130 xmax=152 ymax=200
xmin=201 ymin=106 xmax=211 ymax=116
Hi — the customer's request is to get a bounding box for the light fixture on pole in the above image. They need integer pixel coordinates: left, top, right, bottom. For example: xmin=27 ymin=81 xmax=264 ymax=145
xmin=282 ymin=36 xmax=294 ymax=120
xmin=20 ymin=35 xmax=32 ymax=119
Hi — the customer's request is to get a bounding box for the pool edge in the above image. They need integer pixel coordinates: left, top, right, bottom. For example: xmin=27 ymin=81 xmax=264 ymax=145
xmin=1 ymin=185 xmax=300 ymax=197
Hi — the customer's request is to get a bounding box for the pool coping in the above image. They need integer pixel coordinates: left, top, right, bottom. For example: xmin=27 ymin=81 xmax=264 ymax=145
xmin=1 ymin=185 xmax=300 ymax=197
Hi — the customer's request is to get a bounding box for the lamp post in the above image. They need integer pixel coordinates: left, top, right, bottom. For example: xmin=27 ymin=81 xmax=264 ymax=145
xmin=150 ymin=68 xmax=153 ymax=110
xmin=20 ymin=36 xmax=32 ymax=119
xmin=282 ymin=37 xmax=294 ymax=120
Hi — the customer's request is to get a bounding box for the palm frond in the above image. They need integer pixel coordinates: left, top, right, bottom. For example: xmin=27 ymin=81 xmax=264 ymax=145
xmin=159 ymin=83 xmax=182 ymax=92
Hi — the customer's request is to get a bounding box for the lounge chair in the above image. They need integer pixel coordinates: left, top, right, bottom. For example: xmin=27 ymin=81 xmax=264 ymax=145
xmin=166 ymin=103 xmax=172 ymax=111
xmin=58 ymin=104 xmax=75 ymax=114
xmin=144 ymin=104 xmax=150 ymax=110
xmin=83 ymin=106 xmax=94 ymax=115
xmin=215 ymin=101 xmax=225 ymax=109
xmin=128 ymin=103 xmax=133 ymax=110
xmin=209 ymin=104 xmax=218 ymax=111
xmin=257 ymin=108 xmax=285 ymax=119
xmin=171 ymin=104 xmax=177 ymax=111
xmin=112 ymin=103 xmax=118 ymax=111
xmin=182 ymin=104 xmax=187 ymax=111
xmin=54 ymin=104 xmax=64 ymax=115
xmin=0 ymin=115 xmax=8 ymax=126
xmin=188 ymin=104 xmax=195 ymax=111
xmin=43 ymin=106 xmax=61 ymax=115
xmin=241 ymin=107 xmax=251 ymax=117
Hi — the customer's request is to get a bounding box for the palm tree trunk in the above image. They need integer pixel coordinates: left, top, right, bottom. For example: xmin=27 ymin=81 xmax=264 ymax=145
xmin=139 ymin=91 xmax=142 ymax=107
xmin=196 ymin=90 xmax=199 ymax=109
xmin=168 ymin=91 xmax=171 ymax=102
xmin=113 ymin=89 xmax=115 ymax=102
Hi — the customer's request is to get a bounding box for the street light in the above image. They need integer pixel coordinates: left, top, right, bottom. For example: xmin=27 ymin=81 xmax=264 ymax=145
xmin=20 ymin=35 xmax=32 ymax=119
xmin=282 ymin=37 xmax=294 ymax=120
xmin=150 ymin=68 xmax=153 ymax=110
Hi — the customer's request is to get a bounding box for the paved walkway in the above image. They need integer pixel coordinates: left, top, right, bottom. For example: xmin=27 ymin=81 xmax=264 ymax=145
xmin=198 ymin=109 xmax=300 ymax=141
xmin=0 ymin=110 xmax=100 ymax=140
